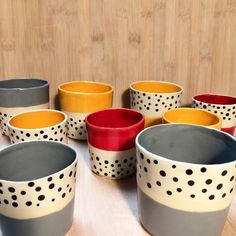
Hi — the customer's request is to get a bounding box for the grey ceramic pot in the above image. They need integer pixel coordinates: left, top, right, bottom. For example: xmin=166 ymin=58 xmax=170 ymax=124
xmin=136 ymin=124 xmax=236 ymax=236
xmin=0 ymin=141 xmax=77 ymax=236
xmin=0 ymin=78 xmax=49 ymax=136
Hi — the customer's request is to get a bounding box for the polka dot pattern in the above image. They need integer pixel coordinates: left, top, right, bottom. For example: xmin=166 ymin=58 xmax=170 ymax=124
xmin=130 ymin=89 xmax=183 ymax=118
xmin=136 ymin=150 xmax=236 ymax=212
xmin=0 ymin=161 xmax=77 ymax=219
xmin=62 ymin=110 xmax=88 ymax=140
xmin=0 ymin=103 xmax=49 ymax=136
xmin=88 ymin=144 xmax=136 ymax=179
xmin=192 ymin=99 xmax=236 ymax=128
xmin=8 ymin=122 xmax=68 ymax=144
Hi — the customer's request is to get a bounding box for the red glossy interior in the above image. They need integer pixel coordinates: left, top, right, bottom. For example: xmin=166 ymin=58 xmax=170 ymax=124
xmin=86 ymin=109 xmax=143 ymax=128
xmin=86 ymin=109 xmax=144 ymax=151
xmin=221 ymin=126 xmax=236 ymax=136
xmin=194 ymin=94 xmax=236 ymax=105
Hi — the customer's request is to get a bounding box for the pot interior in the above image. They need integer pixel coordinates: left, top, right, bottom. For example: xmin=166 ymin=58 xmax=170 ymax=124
xmin=0 ymin=141 xmax=76 ymax=181
xmin=137 ymin=124 xmax=236 ymax=164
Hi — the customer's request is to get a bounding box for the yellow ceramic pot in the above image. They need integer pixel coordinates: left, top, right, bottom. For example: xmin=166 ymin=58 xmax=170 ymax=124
xmin=163 ymin=108 xmax=222 ymax=129
xmin=130 ymin=81 xmax=183 ymax=127
xmin=58 ymin=81 xmax=113 ymax=140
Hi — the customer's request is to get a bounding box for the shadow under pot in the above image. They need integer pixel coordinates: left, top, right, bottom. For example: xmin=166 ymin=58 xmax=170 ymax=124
xmin=0 ymin=141 xmax=77 ymax=236
xmin=0 ymin=78 xmax=49 ymax=136
xmin=58 ymin=81 xmax=113 ymax=140
xmin=86 ymin=108 xmax=145 ymax=179
xmin=192 ymin=93 xmax=236 ymax=135
xmin=136 ymin=124 xmax=236 ymax=236
xmin=7 ymin=109 xmax=68 ymax=144
xmin=162 ymin=108 xmax=222 ymax=130
xmin=129 ymin=81 xmax=183 ymax=127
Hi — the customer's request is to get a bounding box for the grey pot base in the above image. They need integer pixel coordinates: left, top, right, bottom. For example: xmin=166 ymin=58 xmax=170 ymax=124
xmin=0 ymin=199 xmax=74 ymax=236
xmin=138 ymin=188 xmax=229 ymax=236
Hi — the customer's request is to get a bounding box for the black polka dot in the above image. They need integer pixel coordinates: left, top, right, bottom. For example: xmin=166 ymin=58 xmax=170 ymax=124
xmin=28 ymin=182 xmax=35 ymax=187
xmin=146 ymin=159 xmax=151 ymax=164
xmin=43 ymin=135 xmax=48 ymax=139
xmin=172 ymin=165 xmax=176 ymax=169
xmin=209 ymin=195 xmax=215 ymax=200
xmin=230 ymin=176 xmax=234 ymax=181
xmin=177 ymin=188 xmax=182 ymax=192
xmin=62 ymin=193 xmax=66 ymax=198
xmin=12 ymin=202 xmax=18 ymax=207
xmin=26 ymin=201 xmax=32 ymax=206
xmin=8 ymin=187 xmax=15 ymax=193
xmin=201 ymin=167 xmax=207 ymax=173
xmin=186 ymin=169 xmax=193 ymax=175
xmin=173 ymin=177 xmax=178 ymax=182
xmin=140 ymin=153 xmax=144 ymax=159
xmin=104 ymin=160 xmax=109 ymax=164
xmin=202 ymin=188 xmax=207 ymax=193
xmin=222 ymin=193 xmax=226 ymax=198
xmin=4 ymin=199 xmax=9 ymax=204
xmin=52 ymin=198 xmax=55 ymax=202
xmin=190 ymin=194 xmax=195 ymax=198
xmin=49 ymin=183 xmax=55 ymax=189
xmin=188 ymin=180 xmax=195 ymax=186
xmin=69 ymin=171 xmax=73 ymax=177
xmin=167 ymin=190 xmax=172 ymax=195
xmin=96 ymin=157 xmax=100 ymax=161
xmin=40 ymin=130 xmax=44 ymax=134
xmin=160 ymin=170 xmax=166 ymax=177
xmin=144 ymin=167 xmax=148 ymax=172
xmin=59 ymin=174 xmax=64 ymax=179
xmin=11 ymin=195 xmax=17 ymax=200
xmin=147 ymin=182 xmax=152 ymax=188
xmin=38 ymin=195 xmax=45 ymax=201
xmin=230 ymin=188 xmax=233 ymax=193
xmin=35 ymin=187 xmax=41 ymax=192
xmin=21 ymin=191 xmax=26 ymax=195
xmin=123 ymin=159 xmax=127 ymax=163
xmin=153 ymin=160 xmax=158 ymax=164
xmin=156 ymin=181 xmax=161 ymax=186
xmin=217 ymin=184 xmax=223 ymax=190
xmin=0 ymin=189 xmax=2 ymax=194
xmin=221 ymin=170 xmax=227 ymax=176
xmin=205 ymin=179 xmax=212 ymax=185
xmin=47 ymin=177 xmax=53 ymax=182
xmin=26 ymin=133 xmax=30 ymax=137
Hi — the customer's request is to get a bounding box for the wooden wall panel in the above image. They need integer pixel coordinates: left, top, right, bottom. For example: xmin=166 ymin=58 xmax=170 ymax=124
xmin=0 ymin=0 xmax=235 ymax=108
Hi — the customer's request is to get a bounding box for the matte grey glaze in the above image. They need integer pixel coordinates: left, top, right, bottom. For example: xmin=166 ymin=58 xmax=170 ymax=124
xmin=138 ymin=124 xmax=236 ymax=164
xmin=0 ymin=199 xmax=74 ymax=236
xmin=138 ymin=188 xmax=229 ymax=236
xmin=0 ymin=141 xmax=76 ymax=181
xmin=0 ymin=78 xmax=49 ymax=107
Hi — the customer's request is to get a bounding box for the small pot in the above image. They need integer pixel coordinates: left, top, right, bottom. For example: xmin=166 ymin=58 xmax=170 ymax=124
xmin=7 ymin=109 xmax=68 ymax=144
xmin=0 ymin=141 xmax=77 ymax=236
xmin=192 ymin=93 xmax=236 ymax=135
xmin=86 ymin=108 xmax=144 ymax=179
xmin=58 ymin=81 xmax=113 ymax=140
xmin=163 ymin=108 xmax=222 ymax=129
xmin=130 ymin=81 xmax=183 ymax=127
xmin=0 ymin=78 xmax=49 ymax=136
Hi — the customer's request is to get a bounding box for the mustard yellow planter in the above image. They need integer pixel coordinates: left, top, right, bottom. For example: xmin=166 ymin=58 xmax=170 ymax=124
xmin=58 ymin=81 xmax=113 ymax=140
xmin=7 ymin=109 xmax=68 ymax=144
xmin=163 ymin=108 xmax=222 ymax=129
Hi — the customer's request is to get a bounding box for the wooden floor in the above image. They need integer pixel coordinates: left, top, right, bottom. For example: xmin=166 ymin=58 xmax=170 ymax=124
xmin=0 ymin=134 xmax=236 ymax=236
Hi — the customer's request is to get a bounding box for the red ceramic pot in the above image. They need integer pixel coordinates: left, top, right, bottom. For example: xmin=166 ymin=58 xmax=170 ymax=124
xmin=192 ymin=94 xmax=236 ymax=135
xmin=86 ymin=108 xmax=144 ymax=179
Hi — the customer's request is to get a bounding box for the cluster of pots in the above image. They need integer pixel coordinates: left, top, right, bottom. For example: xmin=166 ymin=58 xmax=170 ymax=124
xmin=0 ymin=78 xmax=236 ymax=236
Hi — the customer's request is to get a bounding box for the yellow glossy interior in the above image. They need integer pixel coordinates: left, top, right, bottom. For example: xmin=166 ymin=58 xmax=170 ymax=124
xmin=131 ymin=81 xmax=182 ymax=93
xmin=60 ymin=82 xmax=112 ymax=93
xmin=9 ymin=111 xmax=65 ymax=129
xmin=163 ymin=108 xmax=221 ymax=129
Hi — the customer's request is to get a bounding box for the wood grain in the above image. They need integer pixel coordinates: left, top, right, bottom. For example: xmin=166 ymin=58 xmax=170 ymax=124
xmin=0 ymin=0 xmax=235 ymax=108
xmin=0 ymin=135 xmax=235 ymax=236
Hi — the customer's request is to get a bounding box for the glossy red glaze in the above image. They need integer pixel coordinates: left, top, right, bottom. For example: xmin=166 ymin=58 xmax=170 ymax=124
xmin=193 ymin=94 xmax=236 ymax=105
xmin=86 ymin=108 xmax=145 ymax=151
xmin=221 ymin=126 xmax=236 ymax=136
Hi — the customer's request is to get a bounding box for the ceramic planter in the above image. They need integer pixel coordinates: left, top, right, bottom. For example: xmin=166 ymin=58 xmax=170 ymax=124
xmin=86 ymin=108 xmax=144 ymax=179
xmin=163 ymin=108 xmax=222 ymax=129
xmin=58 ymin=81 xmax=113 ymax=140
xmin=7 ymin=109 xmax=68 ymax=144
xmin=192 ymin=94 xmax=236 ymax=135
xmin=0 ymin=78 xmax=49 ymax=136
xmin=130 ymin=81 xmax=183 ymax=127
xmin=136 ymin=124 xmax=236 ymax=236
xmin=0 ymin=141 xmax=77 ymax=236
